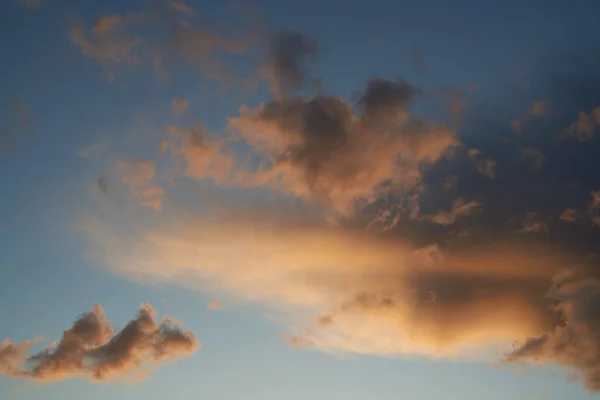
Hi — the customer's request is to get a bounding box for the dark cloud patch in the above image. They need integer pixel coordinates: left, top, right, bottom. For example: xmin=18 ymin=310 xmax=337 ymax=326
xmin=261 ymin=30 xmax=318 ymax=97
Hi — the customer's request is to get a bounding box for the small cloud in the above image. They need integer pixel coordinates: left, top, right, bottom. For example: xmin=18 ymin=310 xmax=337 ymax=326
xmin=428 ymin=198 xmax=483 ymax=226
xmin=77 ymin=142 xmax=109 ymax=160
xmin=171 ymin=98 xmax=190 ymax=117
xmin=469 ymin=149 xmax=497 ymax=178
xmin=207 ymin=300 xmax=220 ymax=310
xmin=521 ymin=147 xmax=545 ymax=171
xmin=519 ymin=212 xmax=549 ymax=233
xmin=559 ymin=208 xmax=580 ymax=223
xmin=510 ymin=99 xmax=550 ymax=133
xmin=563 ymin=105 xmax=600 ymax=141
xmin=115 ymin=159 xmax=164 ymax=211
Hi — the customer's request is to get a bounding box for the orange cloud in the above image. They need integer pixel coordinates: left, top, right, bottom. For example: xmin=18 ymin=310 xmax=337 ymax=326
xmin=115 ymin=159 xmax=165 ymax=211
xmin=0 ymin=303 xmax=197 ymax=383
xmin=83 ymin=210 xmax=575 ymax=360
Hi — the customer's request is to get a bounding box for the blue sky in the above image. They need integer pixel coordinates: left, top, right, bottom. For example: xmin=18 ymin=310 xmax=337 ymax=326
xmin=2 ymin=0 xmax=600 ymax=399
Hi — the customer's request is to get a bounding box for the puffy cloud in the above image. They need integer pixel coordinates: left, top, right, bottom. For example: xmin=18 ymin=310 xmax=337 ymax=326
xmin=564 ymin=106 xmax=600 ymax=142
xmin=225 ymin=78 xmax=457 ymax=214
xmin=260 ymin=30 xmax=318 ymax=97
xmin=171 ymin=97 xmax=190 ymax=117
xmin=510 ymin=99 xmax=550 ymax=133
xmin=0 ymin=303 xmax=197 ymax=383
xmin=115 ymin=160 xmax=164 ymax=211
xmin=505 ymin=277 xmax=600 ymax=393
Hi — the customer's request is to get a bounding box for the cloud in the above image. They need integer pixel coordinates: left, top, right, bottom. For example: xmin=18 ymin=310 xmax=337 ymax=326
xmin=68 ymin=3 xmax=254 ymax=84
xmin=468 ymin=149 xmax=496 ymax=179
xmin=171 ymin=98 xmax=190 ymax=117
xmin=69 ymin=15 xmax=143 ymax=81
xmin=427 ymin=198 xmax=483 ymax=226
xmin=505 ymin=276 xmax=600 ymax=393
xmin=559 ymin=208 xmax=580 ymax=223
xmin=563 ymin=106 xmax=600 ymax=142
xmin=510 ymin=99 xmax=550 ymax=133
xmin=207 ymin=301 xmax=221 ymax=310
xmin=260 ymin=30 xmax=318 ymax=97
xmin=0 ymin=303 xmax=197 ymax=382
xmin=519 ymin=213 xmax=549 ymax=234
xmin=521 ymin=147 xmax=545 ymax=171
xmin=223 ymin=78 xmax=457 ymax=214
xmin=84 ymin=209 xmax=579 ymax=360
xmin=115 ymin=160 xmax=164 ymax=211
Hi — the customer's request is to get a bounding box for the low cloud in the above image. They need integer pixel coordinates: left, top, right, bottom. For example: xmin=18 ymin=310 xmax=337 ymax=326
xmin=0 ymin=303 xmax=197 ymax=383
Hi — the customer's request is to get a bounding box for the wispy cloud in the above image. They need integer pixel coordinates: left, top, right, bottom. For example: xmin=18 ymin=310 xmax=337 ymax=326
xmin=427 ymin=198 xmax=483 ymax=226
xmin=115 ymin=159 xmax=165 ymax=211
xmin=510 ymin=99 xmax=550 ymax=134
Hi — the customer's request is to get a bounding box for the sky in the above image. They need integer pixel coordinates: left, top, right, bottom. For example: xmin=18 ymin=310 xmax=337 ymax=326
xmin=2 ymin=0 xmax=600 ymax=399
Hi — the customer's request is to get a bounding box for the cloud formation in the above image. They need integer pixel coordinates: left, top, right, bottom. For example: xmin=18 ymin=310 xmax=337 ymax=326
xmin=223 ymin=78 xmax=457 ymax=214
xmin=0 ymin=303 xmax=197 ymax=383
xmin=506 ymin=276 xmax=600 ymax=393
